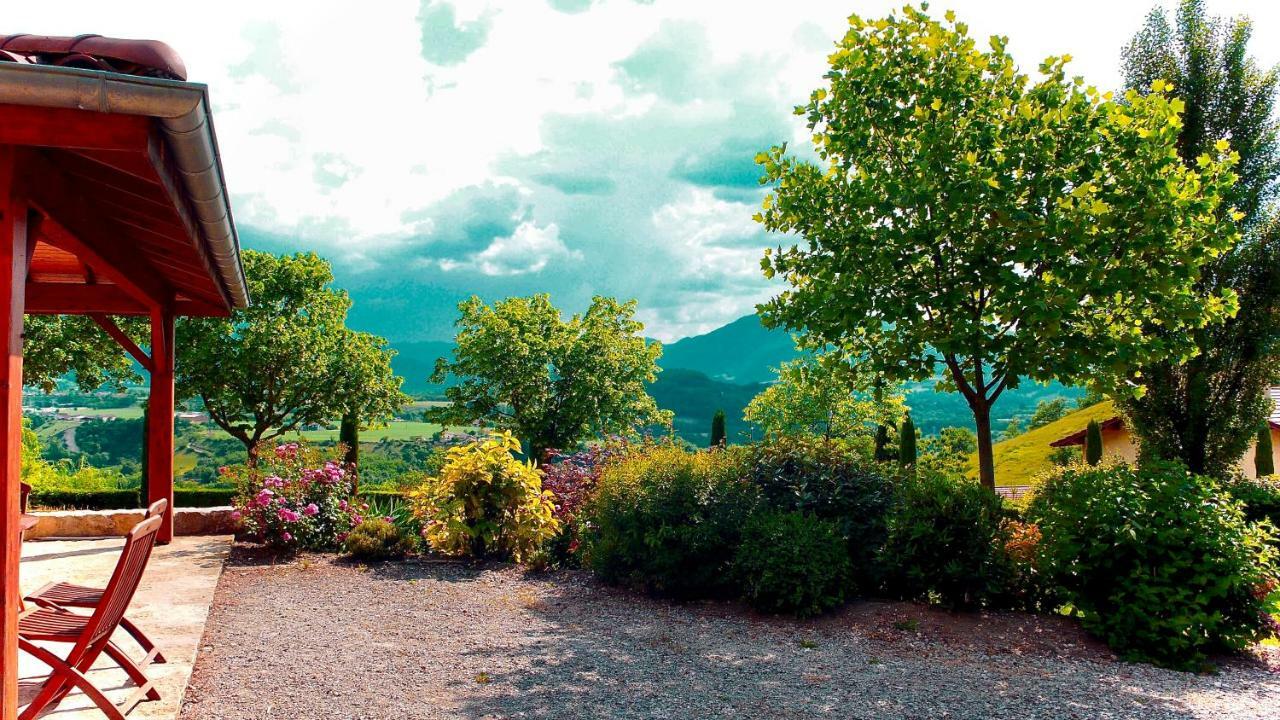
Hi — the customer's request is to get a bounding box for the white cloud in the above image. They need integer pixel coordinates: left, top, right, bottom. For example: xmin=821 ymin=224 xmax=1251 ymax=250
xmin=441 ymin=221 xmax=581 ymax=275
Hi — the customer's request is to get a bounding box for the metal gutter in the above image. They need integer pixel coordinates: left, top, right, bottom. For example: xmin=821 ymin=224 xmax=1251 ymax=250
xmin=0 ymin=61 xmax=249 ymax=309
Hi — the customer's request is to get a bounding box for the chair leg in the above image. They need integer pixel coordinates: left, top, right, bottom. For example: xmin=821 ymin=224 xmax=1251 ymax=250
xmin=18 ymin=639 xmax=128 ymax=720
xmin=118 ymin=615 xmax=167 ymax=664
xmin=102 ymin=640 xmax=161 ymax=701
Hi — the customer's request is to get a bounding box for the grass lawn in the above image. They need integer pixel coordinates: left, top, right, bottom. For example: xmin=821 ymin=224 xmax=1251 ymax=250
xmin=296 ymin=420 xmax=447 ymax=442
xmin=59 ymin=406 xmax=146 ymax=419
xmin=969 ymin=401 xmax=1118 ymax=487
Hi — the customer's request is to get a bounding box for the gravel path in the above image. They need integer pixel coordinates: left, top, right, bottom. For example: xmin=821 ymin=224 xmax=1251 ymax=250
xmin=180 ymin=548 xmax=1280 ymax=720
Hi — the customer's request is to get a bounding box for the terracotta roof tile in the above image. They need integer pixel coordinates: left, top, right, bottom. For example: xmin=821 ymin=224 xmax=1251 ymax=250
xmin=0 ymin=34 xmax=185 ymax=80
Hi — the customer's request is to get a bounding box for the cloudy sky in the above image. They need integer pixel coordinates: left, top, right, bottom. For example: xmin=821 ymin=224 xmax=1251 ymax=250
xmin=11 ymin=1 xmax=1280 ymax=342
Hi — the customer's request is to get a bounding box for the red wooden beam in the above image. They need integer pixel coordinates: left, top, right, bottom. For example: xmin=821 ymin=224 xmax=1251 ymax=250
xmin=89 ymin=313 xmax=153 ymax=373
xmin=24 ymin=283 xmax=150 ymax=315
xmin=0 ymin=145 xmax=31 ymax=720
xmin=147 ymin=307 xmax=176 ymax=543
xmin=0 ymin=105 xmax=153 ymax=152
xmin=18 ymin=149 xmax=170 ymax=309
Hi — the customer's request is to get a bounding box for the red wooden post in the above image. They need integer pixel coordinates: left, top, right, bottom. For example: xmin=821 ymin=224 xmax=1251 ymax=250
xmin=147 ymin=306 xmax=175 ymax=544
xmin=0 ymin=145 xmax=30 ymax=720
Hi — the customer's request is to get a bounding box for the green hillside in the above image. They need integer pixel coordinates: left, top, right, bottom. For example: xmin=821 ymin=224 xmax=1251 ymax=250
xmin=973 ymin=401 xmax=1119 ymax=486
xmin=657 ymin=315 xmax=799 ymax=384
xmin=647 ymin=368 xmax=764 ymax=445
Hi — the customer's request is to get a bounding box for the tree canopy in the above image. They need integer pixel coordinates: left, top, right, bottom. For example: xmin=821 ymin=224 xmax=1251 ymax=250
xmin=1116 ymin=0 xmax=1280 ymax=477
xmin=428 ymin=294 xmax=670 ymax=460
xmin=744 ymin=352 xmax=905 ymax=445
xmin=755 ymin=5 xmax=1240 ymax=489
xmin=176 ymin=250 xmax=406 ymax=462
xmin=23 ymin=316 xmax=144 ymax=393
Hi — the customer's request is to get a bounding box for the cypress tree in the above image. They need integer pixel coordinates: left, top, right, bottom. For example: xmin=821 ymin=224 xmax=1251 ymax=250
xmin=1085 ymin=420 xmax=1103 ymax=466
xmin=898 ymin=413 xmax=916 ymax=467
xmin=1257 ymin=423 xmax=1275 ymax=477
xmin=339 ymin=411 xmax=360 ymax=487
xmin=139 ymin=404 xmax=149 ymax=506
xmin=709 ymin=409 xmax=726 ymax=448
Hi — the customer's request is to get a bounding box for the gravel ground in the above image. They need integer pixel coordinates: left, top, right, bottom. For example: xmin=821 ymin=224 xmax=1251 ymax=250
xmin=180 ymin=548 xmax=1280 ymax=720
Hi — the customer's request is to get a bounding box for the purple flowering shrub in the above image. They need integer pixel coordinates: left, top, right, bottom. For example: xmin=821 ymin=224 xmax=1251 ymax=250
xmin=227 ymin=441 xmax=363 ymax=550
xmin=540 ymin=438 xmax=630 ymax=565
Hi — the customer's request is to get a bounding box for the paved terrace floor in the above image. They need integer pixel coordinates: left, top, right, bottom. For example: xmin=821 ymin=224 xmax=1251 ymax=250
xmin=17 ymin=535 xmax=232 ymax=720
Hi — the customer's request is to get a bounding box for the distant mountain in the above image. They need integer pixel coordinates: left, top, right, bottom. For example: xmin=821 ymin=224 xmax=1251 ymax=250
xmin=657 ymin=315 xmax=798 ymax=384
xmin=646 ymin=368 xmax=765 ymax=446
xmin=388 ymin=313 xmax=1083 ymax=441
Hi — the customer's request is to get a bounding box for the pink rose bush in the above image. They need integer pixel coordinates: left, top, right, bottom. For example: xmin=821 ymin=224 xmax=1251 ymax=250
xmin=228 ymin=441 xmax=365 ymax=550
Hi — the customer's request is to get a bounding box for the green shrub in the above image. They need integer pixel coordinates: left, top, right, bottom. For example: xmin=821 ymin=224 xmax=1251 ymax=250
xmin=344 ymin=518 xmax=414 ymax=561
xmin=582 ymin=445 xmax=758 ymax=599
xmin=173 ymin=487 xmax=236 ymax=507
xmin=732 ymin=510 xmax=850 ymax=617
xmin=880 ymin=469 xmax=1012 ymax=608
xmin=746 ymin=436 xmax=891 ymax=591
xmin=409 ymin=432 xmax=559 ymax=564
xmin=1222 ymin=474 xmax=1280 ymax=533
xmin=28 ymin=488 xmax=139 ymax=510
xmin=1029 ymin=461 xmax=1280 ymax=670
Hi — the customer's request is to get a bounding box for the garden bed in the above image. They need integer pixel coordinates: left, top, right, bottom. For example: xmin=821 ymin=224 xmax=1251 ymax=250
xmin=180 ymin=547 xmax=1280 ymax=720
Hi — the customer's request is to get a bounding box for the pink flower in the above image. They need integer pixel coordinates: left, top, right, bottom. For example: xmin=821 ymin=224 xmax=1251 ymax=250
xmin=230 ymin=510 xmax=242 ymax=522
xmin=277 ymin=507 xmax=300 ymax=523
xmin=339 ymin=499 xmax=349 ymax=511
xmin=255 ymin=489 xmax=274 ymax=507
xmin=383 ymin=515 xmax=394 ymax=524
xmin=281 ymin=532 xmax=293 ymax=542
xmin=303 ymin=503 xmax=319 ymax=517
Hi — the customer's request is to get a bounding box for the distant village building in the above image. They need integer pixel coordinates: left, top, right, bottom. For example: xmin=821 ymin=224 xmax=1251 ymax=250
xmin=1050 ymin=387 xmax=1280 ymax=478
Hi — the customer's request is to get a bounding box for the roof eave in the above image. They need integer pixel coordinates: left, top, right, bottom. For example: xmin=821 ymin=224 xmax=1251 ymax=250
xmin=0 ymin=61 xmax=249 ymax=310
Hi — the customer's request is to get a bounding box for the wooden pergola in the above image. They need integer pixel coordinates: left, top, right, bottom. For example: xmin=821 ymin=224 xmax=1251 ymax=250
xmin=0 ymin=36 xmax=248 ymax=719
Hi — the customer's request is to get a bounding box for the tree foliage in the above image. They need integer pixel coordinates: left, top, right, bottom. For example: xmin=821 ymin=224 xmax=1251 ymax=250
xmin=1085 ymin=420 xmax=1103 ymax=466
xmin=23 ymin=316 xmax=145 ymax=393
xmin=428 ymin=294 xmax=670 ymax=461
xmin=755 ymin=5 xmax=1240 ymax=489
xmin=1028 ymin=398 xmax=1070 ymax=429
xmin=176 ymin=251 xmax=405 ymax=462
xmin=709 ymin=409 xmax=727 ymax=447
xmin=1117 ymin=0 xmax=1280 ymax=477
xmin=743 ymin=352 xmax=904 ymax=443
xmin=898 ymin=413 xmax=917 ymax=467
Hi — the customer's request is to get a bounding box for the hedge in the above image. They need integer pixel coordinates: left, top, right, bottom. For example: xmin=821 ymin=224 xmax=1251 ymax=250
xmin=27 ymin=487 xmax=237 ymax=511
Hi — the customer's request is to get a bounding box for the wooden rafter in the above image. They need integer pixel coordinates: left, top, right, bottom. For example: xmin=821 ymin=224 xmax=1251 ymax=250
xmin=88 ymin=313 xmax=153 ymax=372
xmin=0 ymin=105 xmax=152 ymax=152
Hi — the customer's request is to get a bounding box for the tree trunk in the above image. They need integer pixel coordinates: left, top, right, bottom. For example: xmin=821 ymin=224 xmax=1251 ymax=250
xmin=973 ymin=401 xmax=996 ymax=491
xmin=245 ymin=441 xmax=260 ymax=468
xmin=339 ymin=411 xmax=359 ymax=493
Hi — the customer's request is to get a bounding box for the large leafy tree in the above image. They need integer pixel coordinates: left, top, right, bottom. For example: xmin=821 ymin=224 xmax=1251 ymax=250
xmin=428 ymin=294 xmax=670 ymax=461
xmin=177 ymin=251 xmax=404 ymax=464
xmin=755 ymin=6 xmax=1240 ymax=489
xmin=744 ymin=352 xmax=904 ymax=443
xmin=1116 ymin=0 xmax=1280 ymax=477
xmin=23 ymin=316 xmax=144 ymax=393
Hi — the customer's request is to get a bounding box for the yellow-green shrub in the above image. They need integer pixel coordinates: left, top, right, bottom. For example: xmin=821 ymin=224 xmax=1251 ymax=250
xmin=344 ymin=518 xmax=414 ymax=561
xmin=409 ymin=432 xmax=559 ymax=563
xmin=581 ymin=445 xmax=758 ymax=598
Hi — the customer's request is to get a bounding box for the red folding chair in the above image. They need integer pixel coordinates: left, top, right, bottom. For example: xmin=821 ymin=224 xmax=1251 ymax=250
xmin=24 ymin=499 xmax=170 ymax=664
xmin=18 ymin=514 xmax=164 ymax=720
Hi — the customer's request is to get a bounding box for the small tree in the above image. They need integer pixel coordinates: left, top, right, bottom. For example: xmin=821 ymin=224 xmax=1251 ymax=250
xmin=429 ymin=294 xmax=670 ymax=461
xmin=332 ymin=329 xmax=411 ymax=478
xmin=1085 ymin=420 xmax=1103 ymax=466
xmin=709 ymin=409 xmax=727 ymax=447
xmin=744 ymin=352 xmax=904 ymax=442
xmin=1257 ymin=424 xmax=1275 ymax=477
xmin=898 ymin=413 xmax=917 ymax=467
xmin=1029 ymin=398 xmax=1070 ymax=430
xmin=756 ymin=6 xmax=1239 ymax=490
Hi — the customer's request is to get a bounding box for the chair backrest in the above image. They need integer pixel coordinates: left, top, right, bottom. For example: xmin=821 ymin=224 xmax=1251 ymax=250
xmin=83 ymin=515 xmax=163 ymax=649
xmin=144 ymin=497 xmax=168 ymax=519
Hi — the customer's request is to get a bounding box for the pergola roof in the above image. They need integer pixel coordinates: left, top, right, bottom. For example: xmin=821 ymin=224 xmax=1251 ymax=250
xmin=0 ymin=38 xmax=248 ymax=316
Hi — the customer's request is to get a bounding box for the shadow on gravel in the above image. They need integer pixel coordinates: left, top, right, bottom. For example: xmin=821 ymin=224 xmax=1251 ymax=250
xmin=363 ymin=559 xmax=1213 ymax=720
